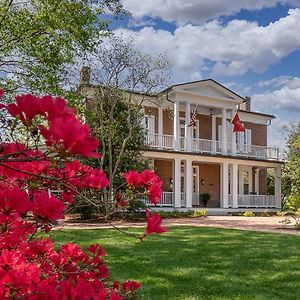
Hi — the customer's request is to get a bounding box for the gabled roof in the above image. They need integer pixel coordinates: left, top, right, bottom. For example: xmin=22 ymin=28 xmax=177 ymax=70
xmin=160 ymin=78 xmax=245 ymax=102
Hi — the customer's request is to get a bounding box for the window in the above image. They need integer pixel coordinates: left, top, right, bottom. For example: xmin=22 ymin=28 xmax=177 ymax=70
xmin=143 ymin=115 xmax=155 ymax=134
xmin=243 ymin=170 xmax=249 ymax=194
xmin=180 ymin=117 xmax=199 ymax=138
xmin=236 ymin=129 xmax=252 ymax=152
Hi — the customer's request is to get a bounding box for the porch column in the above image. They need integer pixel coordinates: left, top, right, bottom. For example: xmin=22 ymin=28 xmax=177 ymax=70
xmin=221 ymin=108 xmax=227 ymax=155
xmin=212 ymin=115 xmax=216 ymax=154
xmin=274 ymin=166 xmax=282 ymax=209
xmin=231 ymin=110 xmax=237 ymax=156
xmin=232 ymin=163 xmax=238 ymax=208
xmin=185 ymin=102 xmax=191 ymax=151
xmin=173 ymin=101 xmax=180 ymax=151
xmin=158 ymin=107 xmax=163 ymax=148
xmin=238 ymin=167 xmax=244 ymax=194
xmin=185 ymin=159 xmax=193 ymax=208
xmin=222 ymin=162 xmax=229 ymax=208
xmin=174 ymin=158 xmax=181 ymax=208
xmin=254 ymin=168 xmax=260 ymax=194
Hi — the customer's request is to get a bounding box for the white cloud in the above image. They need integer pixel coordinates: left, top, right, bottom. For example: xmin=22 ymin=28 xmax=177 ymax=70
xmin=122 ymin=0 xmax=300 ymax=25
xmin=268 ymin=117 xmax=289 ymax=148
xmin=258 ymin=76 xmax=300 ymax=89
xmin=252 ymin=76 xmax=300 ymax=112
xmin=114 ymin=9 xmax=300 ymax=80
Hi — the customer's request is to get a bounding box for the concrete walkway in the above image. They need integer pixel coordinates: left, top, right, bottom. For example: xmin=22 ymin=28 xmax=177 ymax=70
xmin=57 ymin=216 xmax=300 ymax=235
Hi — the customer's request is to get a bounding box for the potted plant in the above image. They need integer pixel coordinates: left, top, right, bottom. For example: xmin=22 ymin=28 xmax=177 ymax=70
xmin=200 ymin=193 xmax=210 ymax=207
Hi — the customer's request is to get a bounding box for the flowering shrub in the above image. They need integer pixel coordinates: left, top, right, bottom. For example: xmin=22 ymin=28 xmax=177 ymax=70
xmin=0 ymin=90 xmax=167 ymax=299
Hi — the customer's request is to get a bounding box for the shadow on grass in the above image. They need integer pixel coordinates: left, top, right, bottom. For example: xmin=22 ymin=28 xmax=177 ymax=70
xmin=52 ymin=227 xmax=300 ymax=300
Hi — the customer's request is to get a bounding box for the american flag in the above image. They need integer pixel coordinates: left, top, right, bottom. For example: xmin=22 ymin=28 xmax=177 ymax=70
xmin=188 ymin=105 xmax=198 ymax=127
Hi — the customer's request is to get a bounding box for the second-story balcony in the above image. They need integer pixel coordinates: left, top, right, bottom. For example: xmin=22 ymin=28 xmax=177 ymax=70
xmin=146 ymin=133 xmax=281 ymax=161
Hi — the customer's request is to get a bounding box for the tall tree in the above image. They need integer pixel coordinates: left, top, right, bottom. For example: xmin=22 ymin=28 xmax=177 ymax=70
xmin=282 ymin=122 xmax=300 ymax=210
xmin=0 ymin=0 xmax=125 ymax=95
xmin=78 ymin=37 xmax=171 ymax=216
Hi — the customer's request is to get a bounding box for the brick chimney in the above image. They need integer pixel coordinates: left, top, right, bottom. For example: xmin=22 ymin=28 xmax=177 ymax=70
xmin=80 ymin=66 xmax=91 ymax=85
xmin=240 ymin=96 xmax=251 ymax=111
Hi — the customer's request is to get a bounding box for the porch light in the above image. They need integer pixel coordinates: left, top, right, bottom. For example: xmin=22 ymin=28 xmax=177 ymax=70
xmin=201 ymin=179 xmax=205 ymax=185
xmin=169 ymin=177 xmax=173 ymax=184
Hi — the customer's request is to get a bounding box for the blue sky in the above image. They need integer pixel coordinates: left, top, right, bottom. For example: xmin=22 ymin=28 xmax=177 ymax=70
xmin=110 ymin=1 xmax=300 ymax=149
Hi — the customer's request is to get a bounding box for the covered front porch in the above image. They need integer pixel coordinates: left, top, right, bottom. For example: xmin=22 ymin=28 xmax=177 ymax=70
xmin=143 ymin=151 xmax=282 ymax=210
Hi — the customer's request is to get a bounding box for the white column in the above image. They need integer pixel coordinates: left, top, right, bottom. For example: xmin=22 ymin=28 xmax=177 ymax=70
xmin=185 ymin=159 xmax=193 ymax=208
xmin=238 ymin=166 xmax=244 ymax=194
xmin=185 ymin=102 xmax=191 ymax=151
xmin=231 ymin=110 xmax=237 ymax=156
xmin=158 ymin=107 xmax=163 ymax=148
xmin=221 ymin=108 xmax=227 ymax=155
xmin=173 ymin=101 xmax=180 ymax=151
xmin=220 ymin=163 xmax=223 ymax=207
xmin=274 ymin=166 xmax=282 ymax=209
xmin=174 ymin=158 xmax=181 ymax=208
xmin=212 ymin=115 xmax=216 ymax=154
xmin=232 ymin=163 xmax=238 ymax=208
xmin=222 ymin=162 xmax=229 ymax=208
xmin=254 ymin=168 xmax=260 ymax=194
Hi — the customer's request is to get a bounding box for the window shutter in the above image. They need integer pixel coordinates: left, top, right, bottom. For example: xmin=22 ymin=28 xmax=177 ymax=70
xmin=237 ymin=132 xmax=244 ymax=152
xmin=218 ymin=124 xmax=222 ymax=152
xmin=246 ymin=129 xmax=252 ymax=152
xmin=226 ymin=121 xmax=232 ymax=152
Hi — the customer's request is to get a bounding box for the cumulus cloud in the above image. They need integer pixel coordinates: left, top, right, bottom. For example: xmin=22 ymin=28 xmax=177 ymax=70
xmin=114 ymin=9 xmax=300 ymax=80
xmin=252 ymin=76 xmax=300 ymax=112
xmin=122 ymin=0 xmax=300 ymax=25
xmin=268 ymin=117 xmax=289 ymax=148
xmin=258 ymin=76 xmax=300 ymax=89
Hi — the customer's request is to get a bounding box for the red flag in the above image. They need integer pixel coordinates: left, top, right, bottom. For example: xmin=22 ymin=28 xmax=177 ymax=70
xmin=231 ymin=112 xmax=245 ymax=132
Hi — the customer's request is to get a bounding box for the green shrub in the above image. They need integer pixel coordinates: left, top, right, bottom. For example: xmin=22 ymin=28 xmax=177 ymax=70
xmin=277 ymin=211 xmax=286 ymax=217
xmin=200 ymin=193 xmax=210 ymax=207
xmin=243 ymin=211 xmax=255 ymax=217
xmin=262 ymin=209 xmax=270 ymax=217
xmin=193 ymin=209 xmax=208 ymax=217
xmin=157 ymin=210 xmax=194 ymax=218
xmin=284 ymin=195 xmax=300 ymax=211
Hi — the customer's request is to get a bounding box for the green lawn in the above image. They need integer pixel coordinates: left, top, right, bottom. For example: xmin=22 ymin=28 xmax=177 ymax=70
xmin=51 ymin=227 xmax=300 ymax=300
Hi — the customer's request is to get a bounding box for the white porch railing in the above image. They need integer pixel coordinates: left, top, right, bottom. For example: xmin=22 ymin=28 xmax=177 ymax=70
xmin=228 ymin=194 xmax=278 ymax=208
xmin=142 ymin=191 xmax=174 ymax=207
xmin=146 ymin=133 xmax=281 ymax=161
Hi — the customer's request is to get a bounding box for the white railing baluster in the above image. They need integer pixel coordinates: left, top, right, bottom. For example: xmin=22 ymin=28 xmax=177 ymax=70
xmin=234 ymin=194 xmax=278 ymax=208
xmin=146 ymin=134 xmax=282 ymax=161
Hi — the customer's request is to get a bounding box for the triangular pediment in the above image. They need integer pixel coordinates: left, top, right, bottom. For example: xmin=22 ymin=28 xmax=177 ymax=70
xmin=172 ymin=79 xmax=244 ymax=103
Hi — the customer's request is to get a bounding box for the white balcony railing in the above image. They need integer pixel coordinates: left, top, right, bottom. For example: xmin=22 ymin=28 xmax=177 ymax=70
xmin=146 ymin=133 xmax=280 ymax=161
xmin=228 ymin=194 xmax=278 ymax=208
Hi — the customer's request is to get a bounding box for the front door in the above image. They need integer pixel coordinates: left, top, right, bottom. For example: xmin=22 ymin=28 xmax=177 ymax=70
xmin=192 ymin=166 xmax=200 ymax=205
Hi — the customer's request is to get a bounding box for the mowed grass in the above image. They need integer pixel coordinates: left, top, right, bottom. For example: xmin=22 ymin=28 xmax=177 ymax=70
xmin=51 ymin=227 xmax=300 ymax=300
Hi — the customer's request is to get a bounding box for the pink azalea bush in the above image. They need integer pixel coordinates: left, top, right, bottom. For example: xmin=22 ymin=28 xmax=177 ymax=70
xmin=0 ymin=90 xmax=167 ymax=299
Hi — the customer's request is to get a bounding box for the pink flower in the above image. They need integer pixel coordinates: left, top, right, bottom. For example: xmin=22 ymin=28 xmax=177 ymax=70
xmin=141 ymin=169 xmax=159 ymax=186
xmin=0 ymin=89 xmax=4 ymax=99
xmin=7 ymin=94 xmax=44 ymax=124
xmin=87 ymin=243 xmax=106 ymax=257
xmin=0 ymin=186 xmax=32 ymax=214
xmin=122 ymin=280 xmax=141 ymax=293
xmin=41 ymin=95 xmax=74 ymax=120
xmin=147 ymin=180 xmax=163 ymax=205
xmin=81 ymin=169 xmax=109 ymax=189
xmin=40 ymin=115 xmax=100 ymax=158
xmin=123 ymin=170 xmax=143 ymax=187
xmin=145 ymin=209 xmax=167 ymax=235
xmin=32 ymin=191 xmax=65 ymax=221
